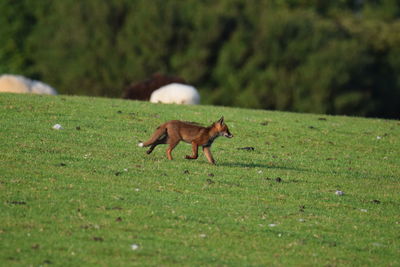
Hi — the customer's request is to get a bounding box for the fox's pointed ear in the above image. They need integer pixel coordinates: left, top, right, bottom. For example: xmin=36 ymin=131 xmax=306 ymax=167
xmin=217 ymin=116 xmax=224 ymax=125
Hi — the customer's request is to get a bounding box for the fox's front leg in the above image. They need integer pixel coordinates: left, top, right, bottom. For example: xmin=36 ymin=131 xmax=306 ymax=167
xmin=185 ymin=142 xmax=198 ymax=160
xmin=202 ymin=146 xmax=215 ymax=164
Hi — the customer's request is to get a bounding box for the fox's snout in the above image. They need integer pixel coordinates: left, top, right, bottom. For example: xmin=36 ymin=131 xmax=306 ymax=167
xmin=224 ymin=132 xmax=233 ymax=138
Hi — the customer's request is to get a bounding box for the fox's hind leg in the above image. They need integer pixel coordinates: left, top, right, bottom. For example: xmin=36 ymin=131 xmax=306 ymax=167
xmin=138 ymin=125 xmax=167 ymax=150
xmin=146 ymin=133 xmax=168 ymax=154
xmin=166 ymin=139 xmax=180 ymax=160
xmin=166 ymin=142 xmax=179 ymax=160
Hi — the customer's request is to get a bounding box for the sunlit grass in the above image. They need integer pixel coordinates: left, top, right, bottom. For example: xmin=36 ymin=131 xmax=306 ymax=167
xmin=0 ymin=93 xmax=399 ymax=266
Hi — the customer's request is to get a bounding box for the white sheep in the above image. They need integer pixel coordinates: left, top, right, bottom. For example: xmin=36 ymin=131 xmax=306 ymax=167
xmin=150 ymin=83 xmax=200 ymax=105
xmin=0 ymin=74 xmax=57 ymax=95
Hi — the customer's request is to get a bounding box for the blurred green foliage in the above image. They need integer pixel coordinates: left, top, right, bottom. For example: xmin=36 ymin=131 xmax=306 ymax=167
xmin=1 ymin=0 xmax=399 ymax=118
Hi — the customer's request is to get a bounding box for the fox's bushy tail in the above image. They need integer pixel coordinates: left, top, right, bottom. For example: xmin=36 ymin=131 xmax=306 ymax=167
xmin=139 ymin=125 xmax=167 ymax=147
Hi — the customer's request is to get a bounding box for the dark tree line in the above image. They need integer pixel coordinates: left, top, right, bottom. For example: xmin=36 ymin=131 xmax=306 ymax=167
xmin=1 ymin=0 xmax=400 ymax=118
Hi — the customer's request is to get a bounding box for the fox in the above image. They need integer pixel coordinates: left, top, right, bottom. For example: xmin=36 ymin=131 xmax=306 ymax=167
xmin=138 ymin=117 xmax=233 ymax=164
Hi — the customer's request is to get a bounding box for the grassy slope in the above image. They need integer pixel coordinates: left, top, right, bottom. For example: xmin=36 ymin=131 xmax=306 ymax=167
xmin=0 ymin=93 xmax=399 ymax=266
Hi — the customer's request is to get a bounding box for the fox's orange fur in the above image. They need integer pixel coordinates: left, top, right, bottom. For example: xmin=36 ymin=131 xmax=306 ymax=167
xmin=138 ymin=117 xmax=233 ymax=164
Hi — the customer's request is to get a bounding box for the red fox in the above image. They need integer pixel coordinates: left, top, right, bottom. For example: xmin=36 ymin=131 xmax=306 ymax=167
xmin=138 ymin=117 xmax=233 ymax=164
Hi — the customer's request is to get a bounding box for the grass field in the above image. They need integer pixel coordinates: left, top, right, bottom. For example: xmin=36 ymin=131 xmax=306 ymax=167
xmin=1 ymin=93 xmax=399 ymax=266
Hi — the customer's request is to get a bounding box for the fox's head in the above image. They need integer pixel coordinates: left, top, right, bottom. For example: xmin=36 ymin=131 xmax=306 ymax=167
xmin=215 ymin=116 xmax=233 ymax=138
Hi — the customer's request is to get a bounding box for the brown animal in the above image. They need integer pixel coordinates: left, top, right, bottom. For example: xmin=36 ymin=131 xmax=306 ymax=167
xmin=123 ymin=73 xmax=186 ymax=100
xmin=138 ymin=117 xmax=233 ymax=164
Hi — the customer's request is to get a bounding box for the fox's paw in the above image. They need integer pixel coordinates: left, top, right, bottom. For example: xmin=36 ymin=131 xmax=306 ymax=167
xmin=138 ymin=142 xmax=144 ymax=147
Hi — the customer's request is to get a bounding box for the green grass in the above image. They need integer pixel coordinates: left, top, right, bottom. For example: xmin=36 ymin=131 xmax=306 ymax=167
xmin=0 ymin=93 xmax=399 ymax=266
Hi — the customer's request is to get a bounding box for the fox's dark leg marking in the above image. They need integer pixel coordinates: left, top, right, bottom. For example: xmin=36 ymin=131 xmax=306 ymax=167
xmin=146 ymin=133 xmax=168 ymax=154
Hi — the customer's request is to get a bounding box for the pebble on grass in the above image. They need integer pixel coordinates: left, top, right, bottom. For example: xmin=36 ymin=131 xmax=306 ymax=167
xmin=335 ymin=190 xmax=344 ymax=196
xmin=131 ymin=244 xmax=139 ymax=250
xmin=52 ymin=124 xmax=63 ymax=130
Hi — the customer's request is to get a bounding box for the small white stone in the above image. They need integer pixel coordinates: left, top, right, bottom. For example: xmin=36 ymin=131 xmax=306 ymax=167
xmin=335 ymin=190 xmax=344 ymax=196
xmin=376 ymin=136 xmax=382 ymax=140
xmin=138 ymin=142 xmax=144 ymax=147
xmin=135 ymin=188 xmax=140 ymax=192
xmin=199 ymin=234 xmax=207 ymax=238
xmin=298 ymin=218 xmax=305 ymax=222
xmin=52 ymin=124 xmax=63 ymax=130
xmin=131 ymin=244 xmax=139 ymax=250
xmin=360 ymin=209 xmax=368 ymax=212
xmin=268 ymin=223 xmax=277 ymax=227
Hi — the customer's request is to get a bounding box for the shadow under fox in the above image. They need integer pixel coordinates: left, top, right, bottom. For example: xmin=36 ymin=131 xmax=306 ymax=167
xmin=138 ymin=117 xmax=233 ymax=164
